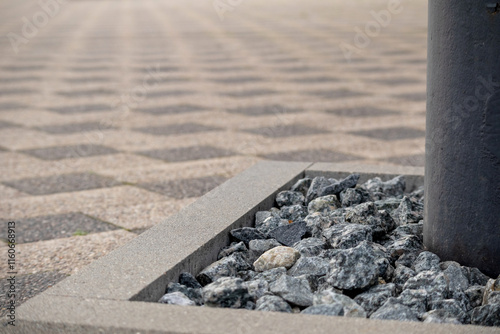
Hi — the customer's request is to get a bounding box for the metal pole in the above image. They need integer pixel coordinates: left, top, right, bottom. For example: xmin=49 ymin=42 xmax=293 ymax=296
xmin=425 ymin=1 xmax=500 ymax=278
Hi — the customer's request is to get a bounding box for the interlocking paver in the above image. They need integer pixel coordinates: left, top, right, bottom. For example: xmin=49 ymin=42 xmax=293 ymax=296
xmin=21 ymin=144 xmax=119 ymax=160
xmin=0 ymin=212 xmax=118 ymax=244
xmin=0 ymin=0 xmax=428 ymax=310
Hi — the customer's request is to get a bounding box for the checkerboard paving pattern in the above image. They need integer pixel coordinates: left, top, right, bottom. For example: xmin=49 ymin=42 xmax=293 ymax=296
xmin=0 ymin=0 xmax=427 ymax=315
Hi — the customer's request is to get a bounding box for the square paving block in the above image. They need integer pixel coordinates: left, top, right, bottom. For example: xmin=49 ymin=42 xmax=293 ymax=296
xmin=262 ymin=149 xmax=362 ymax=162
xmin=226 ymin=104 xmax=302 ymax=116
xmin=349 ymin=126 xmax=426 ymax=141
xmin=135 ymin=104 xmax=206 ymax=115
xmin=306 ymin=89 xmax=368 ymax=99
xmin=243 ymin=124 xmax=329 ymax=138
xmin=0 ymin=212 xmax=118 ymax=243
xmin=18 ymin=162 xmax=492 ymax=334
xmin=137 ymin=145 xmax=236 ymax=162
xmin=139 ymin=175 xmax=228 ymax=199
xmin=324 ymin=107 xmax=399 ymax=118
xmin=47 ymin=104 xmax=112 ymax=114
xmin=133 ymin=123 xmax=222 ymax=136
xmin=222 ymin=88 xmax=278 ymax=98
xmin=2 ymin=172 xmax=121 ymax=195
xmin=21 ymin=144 xmax=119 ymax=160
xmin=35 ymin=121 xmax=113 ymax=134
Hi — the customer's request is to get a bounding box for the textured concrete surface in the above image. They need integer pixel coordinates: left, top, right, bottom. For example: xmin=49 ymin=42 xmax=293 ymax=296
xmin=0 ymin=0 xmax=427 ymax=316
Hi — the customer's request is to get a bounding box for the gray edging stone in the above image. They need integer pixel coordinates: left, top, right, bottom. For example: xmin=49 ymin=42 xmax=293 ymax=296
xmin=17 ymin=161 xmax=498 ymax=334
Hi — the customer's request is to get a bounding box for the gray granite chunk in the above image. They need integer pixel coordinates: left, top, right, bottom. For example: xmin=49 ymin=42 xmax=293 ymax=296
xmin=166 ymin=282 xmax=203 ymax=305
xmin=305 ymin=177 xmax=331 ymax=203
xmin=202 ymin=277 xmax=253 ymax=308
xmin=390 ymin=196 xmax=422 ymax=225
xmin=403 ymin=270 xmax=449 ymax=305
xmin=462 ymin=266 xmax=490 ymax=286
xmin=269 ymin=275 xmax=314 ymax=307
xmin=370 ymin=298 xmax=419 ymax=322
xmin=287 ymin=256 xmax=329 ymax=277
xmin=290 ymin=177 xmax=312 ymax=196
xmin=466 ymin=285 xmax=485 ymax=308
xmin=396 ymin=289 xmax=428 ymax=318
xmin=301 ymin=304 xmax=344 ymax=316
xmin=243 ymin=279 xmax=269 ymax=300
xmin=385 ymin=235 xmax=422 ymax=261
xmin=428 ymin=299 xmax=469 ymax=324
xmin=307 ymin=195 xmax=341 ymax=214
xmin=268 ymin=221 xmax=307 ymax=247
xmin=276 ymin=191 xmax=305 ymax=207
xmin=327 ymin=241 xmax=389 ymax=290
xmin=158 ymin=291 xmax=195 ymax=306
xmin=256 ymin=215 xmax=288 ymax=235
xmin=317 ymin=174 xmax=360 ymax=198
xmin=323 ymin=223 xmax=373 ymax=250
xmin=354 ymin=283 xmax=396 ymax=316
xmin=279 ymin=204 xmax=307 ymax=222
xmin=313 ymin=289 xmax=366 ymax=317
xmin=248 ymin=239 xmax=281 ymax=258
xmin=230 ymin=227 xmax=266 ymax=245
xmin=254 ymin=267 xmax=287 ymax=283
xmin=178 ymin=272 xmax=202 ymax=289
xmin=413 ymin=251 xmax=440 ymax=273
xmin=362 ymin=175 xmax=406 ymax=200
xmin=218 ymin=241 xmax=248 ymax=260
xmin=471 ymin=304 xmax=500 ymax=326
xmin=422 ymin=309 xmax=461 ymax=324
xmin=339 ymin=187 xmax=372 ymax=207
xmin=196 ymin=252 xmax=251 ymax=286
xmin=483 ymin=277 xmax=500 ymax=305
xmin=292 ymin=237 xmax=327 ymax=257
xmin=393 ymin=265 xmax=416 ymax=292
xmin=344 ymin=202 xmax=396 ymax=238
xmin=255 ymin=295 xmax=292 ymax=313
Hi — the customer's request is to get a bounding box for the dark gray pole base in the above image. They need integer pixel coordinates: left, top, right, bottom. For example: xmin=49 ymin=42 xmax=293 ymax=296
xmin=425 ymin=0 xmax=500 ymax=278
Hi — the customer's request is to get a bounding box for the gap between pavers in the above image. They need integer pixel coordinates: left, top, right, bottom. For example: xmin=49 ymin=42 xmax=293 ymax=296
xmin=16 ymin=161 xmax=499 ymax=334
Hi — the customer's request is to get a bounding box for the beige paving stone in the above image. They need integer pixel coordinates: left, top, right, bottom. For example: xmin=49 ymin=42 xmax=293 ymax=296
xmin=93 ymin=198 xmax=196 ymax=231
xmin=0 ymin=183 xmax=28 ymax=200
xmin=100 ymin=156 xmax=259 ymax=184
xmin=0 ymin=230 xmax=136 ymax=276
xmin=0 ymin=186 xmax=166 ymax=220
xmin=0 ymin=153 xmax=165 ymax=181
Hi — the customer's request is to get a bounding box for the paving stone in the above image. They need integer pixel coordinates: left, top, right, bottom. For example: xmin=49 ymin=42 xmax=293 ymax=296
xmin=262 ymin=149 xmax=362 ymax=162
xmin=244 ymin=124 xmax=329 ymax=138
xmin=21 ymin=144 xmax=119 ymax=160
xmin=226 ymin=105 xmax=302 ymax=116
xmin=0 ymin=120 xmax=20 ymax=129
xmin=63 ymin=76 xmax=111 ymax=84
xmin=2 ymin=172 xmax=120 ymax=195
xmin=36 ymin=121 xmax=113 ymax=134
xmin=139 ymin=175 xmax=227 ymax=199
xmin=0 ymin=212 xmax=118 ymax=243
xmin=211 ymin=76 xmax=264 ymax=84
xmin=222 ymin=89 xmax=278 ymax=98
xmin=47 ymin=104 xmax=111 ymax=114
xmin=386 ymin=154 xmax=425 ymax=167
xmin=0 ymin=271 xmax=68 ymax=317
xmin=324 ymin=107 xmax=398 ymax=118
xmin=0 ymin=102 xmax=27 ymax=111
xmin=291 ymin=76 xmax=339 ymax=84
xmin=146 ymin=90 xmax=195 ymax=98
xmin=350 ymin=127 xmax=426 ymax=141
xmin=133 ymin=123 xmax=221 ymax=136
xmin=56 ymin=89 xmax=116 ymax=97
xmin=370 ymin=77 xmax=421 ymax=85
xmin=0 ymin=88 xmax=36 ymax=96
xmin=395 ymin=92 xmax=427 ymax=102
xmin=306 ymin=89 xmax=367 ymax=99
xmin=138 ymin=145 xmax=235 ymax=162
xmin=135 ymin=104 xmax=206 ymax=115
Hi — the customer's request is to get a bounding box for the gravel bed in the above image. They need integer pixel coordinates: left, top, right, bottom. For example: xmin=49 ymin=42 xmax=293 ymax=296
xmin=158 ymin=174 xmax=500 ymax=327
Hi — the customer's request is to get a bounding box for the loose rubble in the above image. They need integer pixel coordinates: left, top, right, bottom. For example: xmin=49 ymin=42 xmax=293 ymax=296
xmin=159 ymin=174 xmax=499 ymax=327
